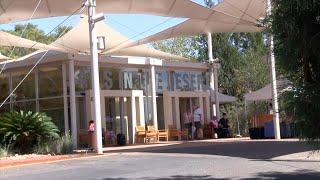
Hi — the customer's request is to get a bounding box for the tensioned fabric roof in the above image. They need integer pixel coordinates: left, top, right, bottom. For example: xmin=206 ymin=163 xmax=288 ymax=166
xmin=0 ymin=0 xmax=228 ymax=24
xmin=244 ymin=79 xmax=292 ymax=101
xmin=106 ymin=0 xmax=267 ymax=52
xmin=51 ymin=16 xmax=189 ymax=61
xmin=0 ymin=53 xmax=10 ymax=61
xmin=210 ymin=90 xmax=237 ymax=104
xmin=0 ymin=30 xmax=63 ymax=51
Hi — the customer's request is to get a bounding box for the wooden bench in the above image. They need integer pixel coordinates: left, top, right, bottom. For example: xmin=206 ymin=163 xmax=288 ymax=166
xmin=148 ymin=125 xmax=168 ymax=142
xmin=146 ymin=125 xmax=158 ymax=142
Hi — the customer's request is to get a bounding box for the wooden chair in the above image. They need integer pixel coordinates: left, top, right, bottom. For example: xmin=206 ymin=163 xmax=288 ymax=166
xmin=168 ymin=125 xmax=182 ymax=140
xmin=146 ymin=125 xmax=158 ymax=142
xmin=157 ymin=128 xmax=168 ymax=142
xmin=135 ymin=126 xmax=146 ymax=143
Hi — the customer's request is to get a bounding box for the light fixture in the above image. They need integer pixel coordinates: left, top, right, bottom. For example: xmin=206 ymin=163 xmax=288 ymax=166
xmin=97 ymin=36 xmax=106 ymax=50
xmin=92 ymin=13 xmax=105 ymax=23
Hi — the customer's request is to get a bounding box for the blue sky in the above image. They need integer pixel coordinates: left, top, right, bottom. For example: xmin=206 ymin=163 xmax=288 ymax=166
xmin=0 ymin=0 xmax=209 ymax=40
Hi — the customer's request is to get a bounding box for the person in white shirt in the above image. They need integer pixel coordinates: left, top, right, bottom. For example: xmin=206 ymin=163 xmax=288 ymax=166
xmin=183 ymin=109 xmax=193 ymax=140
xmin=193 ymin=105 xmax=202 ymax=139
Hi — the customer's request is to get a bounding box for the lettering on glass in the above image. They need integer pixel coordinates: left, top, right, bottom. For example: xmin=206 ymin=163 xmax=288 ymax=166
xmin=156 ymin=72 xmax=168 ymax=92
xmin=123 ymin=71 xmax=145 ymax=90
xmin=173 ymin=72 xmax=206 ymax=91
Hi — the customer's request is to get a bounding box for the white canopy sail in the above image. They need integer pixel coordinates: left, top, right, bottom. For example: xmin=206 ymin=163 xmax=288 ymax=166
xmin=244 ymin=80 xmax=292 ymax=101
xmin=0 ymin=53 xmax=10 ymax=61
xmin=51 ymin=16 xmax=189 ymax=61
xmin=0 ymin=30 xmax=63 ymax=52
xmin=0 ymin=0 xmax=223 ymax=24
xmin=106 ymin=0 xmax=267 ymax=53
xmin=210 ymin=90 xmax=237 ymax=104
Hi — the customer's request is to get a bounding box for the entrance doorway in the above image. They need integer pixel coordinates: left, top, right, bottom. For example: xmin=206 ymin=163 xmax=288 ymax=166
xmin=104 ymin=97 xmax=128 ymax=147
xmin=179 ymin=97 xmax=200 ymax=129
xmin=85 ymin=90 xmax=144 ymax=147
xmin=163 ymin=91 xmax=210 ymax=131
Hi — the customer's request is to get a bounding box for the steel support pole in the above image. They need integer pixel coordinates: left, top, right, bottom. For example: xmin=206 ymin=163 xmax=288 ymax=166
xmin=88 ymin=0 xmax=103 ymax=154
xmin=267 ymin=0 xmax=281 ymax=139
xmin=214 ymin=65 xmax=220 ymax=121
xmin=207 ymin=32 xmax=220 ymax=120
xmin=62 ymin=63 xmax=70 ymax=134
xmin=150 ymin=65 xmax=158 ymax=129
xmin=69 ymin=59 xmax=78 ymax=148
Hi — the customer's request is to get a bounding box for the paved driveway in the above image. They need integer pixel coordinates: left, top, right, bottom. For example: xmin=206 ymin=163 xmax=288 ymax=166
xmin=1 ymin=139 xmax=320 ymax=180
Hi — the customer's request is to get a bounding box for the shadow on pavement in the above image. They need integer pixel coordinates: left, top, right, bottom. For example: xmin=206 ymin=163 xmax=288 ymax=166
xmin=108 ymin=140 xmax=316 ymax=160
xmin=102 ymin=170 xmax=320 ymax=180
xmin=103 ymin=175 xmax=227 ymax=180
xmin=250 ymin=169 xmax=320 ymax=180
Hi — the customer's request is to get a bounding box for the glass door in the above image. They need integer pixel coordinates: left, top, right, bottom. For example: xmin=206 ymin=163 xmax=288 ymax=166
xmin=104 ymin=97 xmax=128 ymax=147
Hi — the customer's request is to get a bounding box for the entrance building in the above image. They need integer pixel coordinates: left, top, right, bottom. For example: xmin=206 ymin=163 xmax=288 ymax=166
xmin=0 ymin=51 xmax=216 ymax=147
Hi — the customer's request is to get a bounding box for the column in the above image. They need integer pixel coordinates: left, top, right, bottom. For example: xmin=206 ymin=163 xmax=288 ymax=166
xmin=213 ymin=65 xmax=220 ymax=121
xmin=88 ymin=0 xmax=103 ymax=153
xmin=199 ymin=97 xmax=204 ymax=125
xmin=130 ymin=96 xmax=137 ymax=144
xmin=174 ymin=97 xmax=181 ymax=140
xmin=267 ymin=0 xmax=281 ymax=139
xmin=150 ymin=65 xmax=158 ymax=129
xmin=62 ymin=63 xmax=69 ymax=134
xmin=138 ymin=95 xmax=145 ymax=126
xmin=163 ymin=92 xmax=172 ymax=129
xmin=68 ymin=59 xmax=77 ymax=149
xmin=207 ymin=32 xmax=220 ymax=120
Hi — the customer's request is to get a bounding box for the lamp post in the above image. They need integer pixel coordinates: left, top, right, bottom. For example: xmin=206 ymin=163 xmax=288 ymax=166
xmin=207 ymin=32 xmax=220 ymax=121
xmin=267 ymin=0 xmax=281 ymax=139
xmin=86 ymin=0 xmax=104 ymax=154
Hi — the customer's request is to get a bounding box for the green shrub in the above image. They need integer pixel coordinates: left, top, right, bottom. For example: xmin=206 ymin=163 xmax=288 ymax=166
xmin=34 ymin=133 xmax=73 ymax=155
xmin=0 ymin=144 xmax=9 ymax=158
xmin=56 ymin=133 xmax=73 ymax=154
xmin=0 ymin=111 xmax=60 ymax=154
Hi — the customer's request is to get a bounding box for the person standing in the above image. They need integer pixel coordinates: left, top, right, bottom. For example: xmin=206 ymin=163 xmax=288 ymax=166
xmin=183 ymin=109 xmax=193 ymax=140
xmin=193 ymin=105 xmax=203 ymax=139
xmin=218 ymin=113 xmax=230 ymax=138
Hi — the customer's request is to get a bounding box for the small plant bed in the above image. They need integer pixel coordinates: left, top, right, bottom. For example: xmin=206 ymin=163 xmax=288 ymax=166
xmin=0 ymin=111 xmax=87 ymax=168
xmin=0 ymin=153 xmax=97 ymax=169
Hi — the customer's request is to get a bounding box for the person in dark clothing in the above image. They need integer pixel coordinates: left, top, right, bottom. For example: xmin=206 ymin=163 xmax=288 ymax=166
xmin=218 ymin=113 xmax=230 ymax=138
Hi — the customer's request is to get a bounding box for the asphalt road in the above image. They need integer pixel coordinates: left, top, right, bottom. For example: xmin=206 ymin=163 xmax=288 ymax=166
xmin=1 ymin=140 xmax=320 ymax=180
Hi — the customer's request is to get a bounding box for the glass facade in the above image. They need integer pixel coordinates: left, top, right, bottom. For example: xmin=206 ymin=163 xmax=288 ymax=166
xmin=172 ymin=71 xmax=208 ymax=91
xmin=39 ymin=66 xmax=63 ymax=97
xmin=12 ymin=70 xmax=35 ymax=101
xmin=1 ymin=58 xmax=210 ymax=145
xmin=39 ymin=98 xmax=64 ymax=131
xmin=75 ymin=66 xmax=91 ymax=92
xmin=0 ymin=73 xmax=9 ymax=102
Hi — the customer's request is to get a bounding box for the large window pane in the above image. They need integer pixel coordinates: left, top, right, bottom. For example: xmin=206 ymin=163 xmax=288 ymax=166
xmin=0 ymin=73 xmax=9 ymax=102
xmin=13 ymin=101 xmax=36 ymax=112
xmin=156 ymin=71 xmax=169 ymax=93
xmin=39 ymin=65 xmax=63 ymax=97
xmin=12 ymin=70 xmax=35 ymax=101
xmin=0 ymin=103 xmax=10 ymax=115
xmin=123 ymin=69 xmax=147 ymax=90
xmin=39 ymin=98 xmax=64 ymax=131
xmin=172 ymin=71 xmax=208 ymax=91
xmin=99 ymin=67 xmax=120 ymax=90
xmin=75 ymin=66 xmax=91 ymax=92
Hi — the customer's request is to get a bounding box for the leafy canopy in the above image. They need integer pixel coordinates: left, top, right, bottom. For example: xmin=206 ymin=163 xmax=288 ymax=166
xmin=271 ymin=0 xmax=320 ymax=143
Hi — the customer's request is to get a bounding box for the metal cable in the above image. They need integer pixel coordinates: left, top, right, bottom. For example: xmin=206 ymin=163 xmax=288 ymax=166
xmin=0 ymin=0 xmax=43 ymax=75
xmin=101 ymin=16 xmax=175 ymax=53
xmin=0 ymin=4 xmax=86 ymax=109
